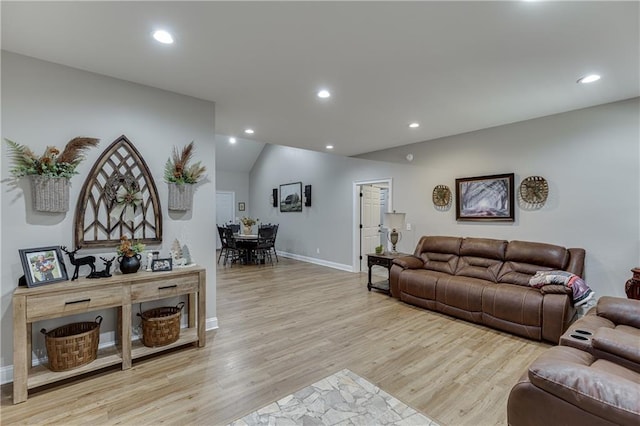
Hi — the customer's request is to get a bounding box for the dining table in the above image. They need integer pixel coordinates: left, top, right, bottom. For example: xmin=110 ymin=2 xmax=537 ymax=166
xmin=234 ymin=234 xmax=259 ymax=264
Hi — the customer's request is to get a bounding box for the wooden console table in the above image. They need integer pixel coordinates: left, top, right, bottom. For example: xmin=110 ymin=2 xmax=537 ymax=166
xmin=12 ymin=266 xmax=206 ymax=404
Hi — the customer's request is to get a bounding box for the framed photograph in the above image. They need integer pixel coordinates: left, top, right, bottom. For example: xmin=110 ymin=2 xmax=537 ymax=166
xmin=151 ymin=258 xmax=173 ymax=272
xmin=238 ymin=202 xmax=246 ymax=212
xmin=280 ymin=182 xmax=303 ymax=212
xmin=456 ymin=173 xmax=515 ymax=221
xmin=19 ymin=246 xmax=69 ymax=287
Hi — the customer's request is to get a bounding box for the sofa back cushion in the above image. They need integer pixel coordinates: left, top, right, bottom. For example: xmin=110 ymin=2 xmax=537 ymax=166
xmin=415 ymin=236 xmax=461 ymax=275
xmin=498 ymin=240 xmax=570 ymax=285
xmin=455 ymin=238 xmax=507 ymax=282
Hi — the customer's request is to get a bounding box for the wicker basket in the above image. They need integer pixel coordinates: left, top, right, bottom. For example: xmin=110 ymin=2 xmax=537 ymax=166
xmin=41 ymin=316 xmax=102 ymax=372
xmin=168 ymin=183 xmax=194 ymax=211
xmin=138 ymin=302 xmax=184 ymax=347
xmin=29 ymin=175 xmax=70 ymax=213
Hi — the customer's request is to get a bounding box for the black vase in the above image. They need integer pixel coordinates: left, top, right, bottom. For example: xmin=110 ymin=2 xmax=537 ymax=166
xmin=119 ymin=254 xmax=141 ymax=274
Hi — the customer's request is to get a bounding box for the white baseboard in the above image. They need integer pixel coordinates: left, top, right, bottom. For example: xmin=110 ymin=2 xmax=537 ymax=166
xmin=278 ymin=251 xmax=354 ymax=272
xmin=206 ymin=316 xmax=219 ymax=331
xmin=0 ymin=316 xmax=219 ymax=386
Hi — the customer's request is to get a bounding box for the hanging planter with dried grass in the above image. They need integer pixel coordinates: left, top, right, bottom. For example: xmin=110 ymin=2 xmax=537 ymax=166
xmin=4 ymin=137 xmax=99 ymax=213
xmin=164 ymin=141 xmax=206 ymax=211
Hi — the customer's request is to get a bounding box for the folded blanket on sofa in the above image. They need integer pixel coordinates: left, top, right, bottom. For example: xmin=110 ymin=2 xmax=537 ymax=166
xmin=529 ymin=271 xmax=594 ymax=306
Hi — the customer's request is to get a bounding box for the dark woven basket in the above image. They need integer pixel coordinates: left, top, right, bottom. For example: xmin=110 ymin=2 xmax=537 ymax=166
xmin=41 ymin=316 xmax=102 ymax=372
xmin=138 ymin=302 xmax=184 ymax=347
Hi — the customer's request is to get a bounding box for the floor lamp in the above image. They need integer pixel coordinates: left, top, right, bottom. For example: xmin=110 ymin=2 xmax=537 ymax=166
xmin=384 ymin=211 xmax=406 ymax=254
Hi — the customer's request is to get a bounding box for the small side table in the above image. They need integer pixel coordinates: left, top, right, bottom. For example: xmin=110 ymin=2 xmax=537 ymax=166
xmin=367 ymin=252 xmax=409 ymax=296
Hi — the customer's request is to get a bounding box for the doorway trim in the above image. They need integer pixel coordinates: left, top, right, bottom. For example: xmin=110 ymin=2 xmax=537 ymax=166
xmin=352 ymin=178 xmax=393 ymax=272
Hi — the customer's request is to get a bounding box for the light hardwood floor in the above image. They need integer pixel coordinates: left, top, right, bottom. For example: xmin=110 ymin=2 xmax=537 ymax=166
xmin=1 ymin=257 xmax=550 ymax=425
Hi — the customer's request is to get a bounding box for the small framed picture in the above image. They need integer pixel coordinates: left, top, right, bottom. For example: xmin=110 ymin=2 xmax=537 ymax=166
xmin=151 ymin=258 xmax=173 ymax=272
xmin=19 ymin=246 xmax=69 ymax=287
xmin=238 ymin=202 xmax=246 ymax=212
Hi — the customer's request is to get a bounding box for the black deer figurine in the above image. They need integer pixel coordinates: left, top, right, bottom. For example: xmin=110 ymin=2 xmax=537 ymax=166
xmin=60 ymin=246 xmax=96 ymax=281
xmin=97 ymin=256 xmax=115 ymax=278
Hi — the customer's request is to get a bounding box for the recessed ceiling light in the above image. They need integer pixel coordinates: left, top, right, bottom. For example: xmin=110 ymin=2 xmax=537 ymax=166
xmin=152 ymin=30 xmax=174 ymax=44
xmin=577 ymin=74 xmax=601 ymax=84
xmin=317 ymin=89 xmax=331 ymax=99
xmin=229 ymin=137 xmax=236 ymax=144
xmin=409 ymin=122 xmax=420 ymax=128
xmin=244 ymin=128 xmax=254 ymax=135
xmin=326 ymin=145 xmax=334 ymax=150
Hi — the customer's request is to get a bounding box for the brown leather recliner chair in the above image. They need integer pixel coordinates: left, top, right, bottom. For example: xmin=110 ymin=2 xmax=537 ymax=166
xmin=507 ymin=297 xmax=640 ymax=426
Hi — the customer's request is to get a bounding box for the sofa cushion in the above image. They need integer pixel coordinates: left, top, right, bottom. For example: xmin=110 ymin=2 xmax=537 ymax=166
xmin=593 ymin=328 xmax=640 ymax=374
xmin=399 ymin=269 xmax=448 ymax=300
xmin=497 ymin=241 xmax=570 ymax=286
xmin=597 ymin=296 xmax=640 ymax=329
xmin=420 ymin=252 xmax=459 ymax=275
xmin=414 ymin=236 xmax=462 ymax=256
xmin=527 ymin=346 xmax=640 ymax=426
xmin=506 ymin=240 xmax=569 ymax=269
xmin=456 ymin=256 xmax=503 ymax=282
xmin=435 ymin=275 xmax=487 ymax=314
xmin=415 ymin=236 xmax=462 ymax=274
xmin=460 ymin=237 xmax=507 ymax=259
xmin=482 ymin=283 xmax=543 ymax=327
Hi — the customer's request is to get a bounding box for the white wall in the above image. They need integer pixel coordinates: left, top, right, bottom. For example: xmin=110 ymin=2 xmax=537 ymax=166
xmin=216 ymin=169 xmax=250 ymax=220
xmin=1 ymin=52 xmax=217 ymax=375
xmin=250 ymin=99 xmax=640 ymax=298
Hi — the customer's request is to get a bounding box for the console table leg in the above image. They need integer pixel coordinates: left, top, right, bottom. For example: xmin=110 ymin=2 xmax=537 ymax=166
xmin=13 ymin=295 xmax=28 ymax=404
xmin=197 ymin=270 xmax=206 ymax=347
xmin=121 ymin=304 xmax=132 ymax=369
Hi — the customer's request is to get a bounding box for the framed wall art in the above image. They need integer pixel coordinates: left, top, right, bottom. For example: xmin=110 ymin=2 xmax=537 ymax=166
xmin=455 ymin=173 xmax=515 ymax=221
xmin=19 ymin=246 xmax=69 ymax=287
xmin=280 ymin=182 xmax=302 ymax=212
xmin=238 ymin=202 xmax=246 ymax=212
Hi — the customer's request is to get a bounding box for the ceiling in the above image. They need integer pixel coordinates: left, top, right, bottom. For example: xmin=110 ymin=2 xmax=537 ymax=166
xmin=2 ymin=1 xmax=639 ymax=157
xmin=214 ymin=134 xmax=265 ymax=172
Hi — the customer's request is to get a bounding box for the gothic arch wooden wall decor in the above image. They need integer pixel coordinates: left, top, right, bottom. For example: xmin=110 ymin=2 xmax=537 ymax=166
xmin=75 ymin=135 xmax=163 ymax=248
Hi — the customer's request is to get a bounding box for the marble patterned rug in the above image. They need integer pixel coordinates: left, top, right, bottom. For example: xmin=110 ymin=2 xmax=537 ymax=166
xmin=229 ymin=369 xmax=439 ymax=426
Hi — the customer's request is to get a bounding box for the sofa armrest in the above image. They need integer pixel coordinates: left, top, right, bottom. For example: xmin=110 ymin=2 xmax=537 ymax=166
xmin=597 ymin=296 xmax=640 ymax=328
xmin=539 ymin=285 xmax=572 ymax=295
xmin=392 ymin=255 xmax=423 ymax=270
xmin=528 ymin=346 xmax=640 ymax=425
xmin=592 ymin=328 xmax=640 ymax=373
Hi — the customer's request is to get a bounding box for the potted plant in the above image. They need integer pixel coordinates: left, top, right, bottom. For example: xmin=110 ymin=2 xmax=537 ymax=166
xmin=5 ymin=137 xmax=99 ymax=212
xmin=375 ymin=244 xmax=384 ymax=254
xmin=240 ymin=217 xmax=258 ymax=235
xmin=164 ymin=141 xmax=206 ymax=211
xmin=116 ymin=235 xmax=146 ymax=274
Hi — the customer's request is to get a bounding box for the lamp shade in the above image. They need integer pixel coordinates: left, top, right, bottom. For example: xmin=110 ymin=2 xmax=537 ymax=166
xmin=384 ymin=212 xmax=406 ymax=230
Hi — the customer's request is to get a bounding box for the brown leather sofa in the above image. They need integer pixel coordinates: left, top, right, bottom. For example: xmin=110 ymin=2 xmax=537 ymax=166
xmin=389 ymin=236 xmax=585 ymax=343
xmin=507 ymin=297 xmax=640 ymax=426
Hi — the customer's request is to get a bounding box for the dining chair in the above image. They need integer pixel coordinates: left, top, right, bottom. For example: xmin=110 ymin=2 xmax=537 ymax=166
xmin=255 ymin=225 xmax=276 ymax=265
xmin=228 ymin=223 xmax=240 ymax=234
xmin=222 ymin=227 xmax=242 ymax=265
xmin=270 ymin=224 xmax=279 ymax=262
xmin=217 ymin=225 xmax=229 ymax=264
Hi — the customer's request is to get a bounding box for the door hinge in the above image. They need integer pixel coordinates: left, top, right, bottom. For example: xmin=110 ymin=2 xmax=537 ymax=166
xmin=359 ymin=255 xmax=363 ymax=260
xmin=359 ymin=192 xmax=363 ymax=197
xmin=359 ymin=224 xmax=363 ymax=229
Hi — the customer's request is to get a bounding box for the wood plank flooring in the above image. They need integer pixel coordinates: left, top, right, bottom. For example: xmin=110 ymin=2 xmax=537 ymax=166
xmin=1 ymin=256 xmax=550 ymax=425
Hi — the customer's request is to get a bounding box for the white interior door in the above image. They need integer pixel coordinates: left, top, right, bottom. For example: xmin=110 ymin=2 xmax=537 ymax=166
xmin=360 ymin=185 xmax=381 ymax=271
xmin=215 ymin=191 xmax=235 ymax=249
